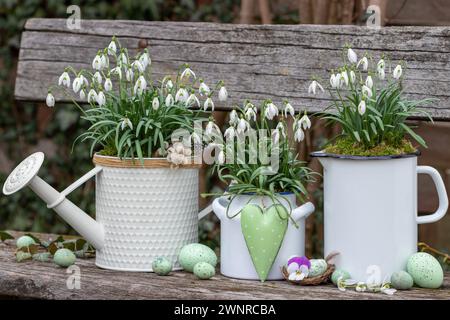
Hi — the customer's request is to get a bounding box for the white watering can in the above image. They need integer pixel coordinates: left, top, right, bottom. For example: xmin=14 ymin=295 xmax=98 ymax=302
xmin=3 ymin=152 xmax=213 ymax=272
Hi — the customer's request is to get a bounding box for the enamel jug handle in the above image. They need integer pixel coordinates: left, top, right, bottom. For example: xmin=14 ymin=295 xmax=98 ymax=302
xmin=416 ymin=166 xmax=448 ymax=224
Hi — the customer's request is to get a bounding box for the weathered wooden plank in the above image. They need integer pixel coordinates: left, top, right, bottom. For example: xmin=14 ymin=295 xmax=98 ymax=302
xmin=14 ymin=19 xmax=450 ymax=119
xmin=0 ymin=231 xmax=449 ymax=300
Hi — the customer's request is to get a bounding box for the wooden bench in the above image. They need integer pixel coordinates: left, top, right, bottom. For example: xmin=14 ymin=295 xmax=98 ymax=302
xmin=7 ymin=19 xmax=450 ymax=299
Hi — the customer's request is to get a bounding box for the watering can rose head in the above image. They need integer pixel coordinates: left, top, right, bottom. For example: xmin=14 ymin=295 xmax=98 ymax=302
xmin=45 ymin=36 xmax=227 ymax=164
xmin=307 ymin=45 xmax=434 ymax=157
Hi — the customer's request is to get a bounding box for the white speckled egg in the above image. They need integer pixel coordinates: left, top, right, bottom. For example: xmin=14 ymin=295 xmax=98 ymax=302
xmin=390 ymin=271 xmax=414 ymax=290
xmin=53 ymin=248 xmax=76 ymax=267
xmin=331 ymin=268 xmax=351 ymax=285
xmin=309 ymin=259 xmax=328 ymax=277
xmin=152 ymin=257 xmax=172 ymax=276
xmin=16 ymin=235 xmax=36 ymax=248
xmin=178 ymin=243 xmax=217 ymax=272
xmin=407 ymin=252 xmax=443 ymax=289
xmin=193 ymin=262 xmax=215 ymax=280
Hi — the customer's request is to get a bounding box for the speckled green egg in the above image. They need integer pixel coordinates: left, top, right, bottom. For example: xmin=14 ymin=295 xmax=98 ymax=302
xmin=407 ymin=252 xmax=443 ymax=289
xmin=53 ymin=248 xmax=76 ymax=267
xmin=152 ymin=257 xmax=172 ymax=276
xmin=390 ymin=271 xmax=414 ymax=290
xmin=331 ymin=268 xmax=351 ymax=285
xmin=193 ymin=262 xmax=215 ymax=280
xmin=16 ymin=235 xmax=36 ymax=248
xmin=309 ymin=259 xmax=328 ymax=277
xmin=178 ymin=243 xmax=217 ymax=273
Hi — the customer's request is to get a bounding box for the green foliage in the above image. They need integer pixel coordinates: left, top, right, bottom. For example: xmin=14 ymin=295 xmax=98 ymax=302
xmin=325 ymin=137 xmax=416 ymax=157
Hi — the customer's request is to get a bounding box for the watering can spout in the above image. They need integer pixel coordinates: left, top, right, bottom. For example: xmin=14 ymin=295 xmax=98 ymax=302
xmin=2 ymin=152 xmax=104 ymax=250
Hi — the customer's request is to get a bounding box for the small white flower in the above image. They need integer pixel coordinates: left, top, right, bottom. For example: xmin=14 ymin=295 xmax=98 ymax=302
xmin=100 ymin=54 xmax=108 ymax=69
xmin=276 ymin=122 xmax=286 ymax=137
xmin=237 ymin=118 xmax=249 ymax=134
xmin=131 ymin=60 xmax=145 ymax=73
xmin=134 ymin=75 xmax=147 ymax=96
xmin=341 ymin=71 xmax=349 ymax=87
xmin=181 ymin=67 xmax=196 ymax=80
xmin=119 ymin=52 xmax=128 ymax=66
xmin=58 ymin=71 xmax=71 ymax=88
xmin=357 ymin=57 xmax=369 ymax=71
xmin=46 ymin=93 xmax=55 ymax=107
xmin=347 ymin=48 xmax=358 ymax=64
xmin=199 ymin=81 xmax=210 ymax=96
xmin=124 ymin=68 xmax=133 ymax=82
xmin=204 ymin=97 xmax=214 ymax=111
xmin=224 ymin=127 xmax=236 ymax=140
xmin=165 ymin=79 xmax=173 ymax=90
xmin=377 ymin=59 xmax=385 ymax=72
xmin=350 ymin=70 xmax=356 ymax=84
xmin=93 ymin=71 xmax=102 ymax=84
xmin=175 ymin=88 xmax=189 ymax=103
xmin=120 ymin=118 xmax=133 ymax=131
xmin=308 ymin=80 xmax=324 ymax=95
xmin=104 ymin=78 xmax=113 ymax=91
xmin=393 ymin=65 xmax=402 ymax=79
xmin=152 ymin=97 xmax=160 ymax=110
xmin=294 ymin=127 xmax=305 ymax=142
xmin=218 ymin=86 xmax=228 ymax=102
xmin=79 ymin=89 xmax=86 ymax=100
xmin=378 ymin=68 xmax=386 ymax=80
xmin=110 ymin=67 xmax=122 ymax=80
xmin=330 ymin=73 xmax=342 ymax=89
xmin=165 ymin=94 xmax=174 ymax=107
xmin=283 ymin=102 xmax=295 ymax=118
xmin=358 ymin=100 xmax=366 ymax=115
xmin=96 ymin=91 xmax=106 ymax=106
xmin=80 ymin=75 xmax=89 ymax=87
xmin=107 ymin=40 xmax=117 ymax=55
xmin=365 ymin=75 xmax=373 ymax=89
xmin=300 ymin=114 xmax=311 ymax=130
xmin=229 ymin=110 xmax=238 ymax=126
xmin=139 ymin=52 xmax=150 ymax=69
xmin=186 ymin=93 xmax=200 ymax=108
xmin=355 ymin=282 xmax=367 ymax=292
xmin=87 ymin=89 xmax=97 ymax=103
xmin=264 ymin=102 xmax=278 ymax=120
xmin=92 ymin=55 xmax=103 ymax=70
xmin=288 ymin=264 xmax=309 ymax=281
xmin=72 ymin=76 xmax=82 ymax=93
xmin=205 ymin=121 xmax=216 ymax=137
xmin=362 ymin=85 xmax=372 ymax=98
xmin=245 ymin=107 xmax=256 ymax=121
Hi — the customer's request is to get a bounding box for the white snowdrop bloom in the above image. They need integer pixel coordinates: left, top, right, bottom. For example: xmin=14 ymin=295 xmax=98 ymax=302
xmin=237 ymin=118 xmax=249 ymax=134
xmin=347 ymin=48 xmax=358 ymax=64
xmin=120 ymin=118 xmax=133 ymax=131
xmin=92 ymin=55 xmax=103 ymax=70
xmin=393 ymin=65 xmax=403 ymax=79
xmin=107 ymin=40 xmax=117 ymax=55
xmin=341 ymin=71 xmax=349 ymax=87
xmin=357 ymin=57 xmax=369 ymax=71
xmin=358 ymin=100 xmax=366 ymax=115
xmin=218 ymin=86 xmax=228 ymax=102
xmin=229 ymin=110 xmax=238 ymax=126
xmin=87 ymin=89 xmax=97 ymax=103
xmin=165 ymin=79 xmax=173 ymax=90
xmin=181 ymin=67 xmax=196 ymax=80
xmin=300 ymin=114 xmax=311 ymax=130
xmin=308 ymin=80 xmax=324 ymax=95
xmin=186 ymin=93 xmax=200 ymax=108
xmin=204 ymin=97 xmax=214 ymax=111
xmin=217 ymin=150 xmax=225 ymax=164
xmin=175 ymin=88 xmax=189 ymax=103
xmin=350 ymin=70 xmax=356 ymax=84
xmin=139 ymin=52 xmax=150 ymax=69
xmin=119 ymin=52 xmax=128 ymax=67
xmin=377 ymin=59 xmax=385 ymax=72
xmin=93 ymin=71 xmax=102 ymax=84
xmin=330 ymin=73 xmax=342 ymax=89
xmin=79 ymin=75 xmax=89 ymax=87
xmin=125 ymin=68 xmax=133 ymax=82
xmin=264 ymin=102 xmax=278 ymax=120
xmin=365 ymin=75 xmax=373 ymax=89
xmin=205 ymin=121 xmax=216 ymax=137
xmin=284 ymin=102 xmax=295 ymax=118
xmin=165 ymin=94 xmax=174 ymax=107
xmin=100 ymin=54 xmax=108 ymax=69
xmin=224 ymin=127 xmax=236 ymax=140
xmin=362 ymin=85 xmax=372 ymax=98
xmin=276 ymin=122 xmax=286 ymax=137
xmin=131 ymin=60 xmax=145 ymax=73
xmin=355 ymin=282 xmax=367 ymax=292
xmin=58 ymin=71 xmax=71 ymax=88
xmin=46 ymin=92 xmax=55 ymax=107
xmin=378 ymin=68 xmax=386 ymax=80
xmin=152 ymin=97 xmax=160 ymax=110
xmin=72 ymin=76 xmax=82 ymax=93
xmin=245 ymin=107 xmax=257 ymax=121
xmin=96 ymin=91 xmax=106 ymax=106
xmin=104 ymin=78 xmax=113 ymax=92
xmin=199 ymin=81 xmax=210 ymax=97
xmin=79 ymin=89 xmax=86 ymax=100
xmin=134 ymin=75 xmax=147 ymax=96
xmin=294 ymin=127 xmax=305 ymax=142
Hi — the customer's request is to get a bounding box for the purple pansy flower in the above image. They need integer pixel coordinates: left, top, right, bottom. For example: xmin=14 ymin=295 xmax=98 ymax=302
xmin=287 ymin=256 xmax=311 ymax=281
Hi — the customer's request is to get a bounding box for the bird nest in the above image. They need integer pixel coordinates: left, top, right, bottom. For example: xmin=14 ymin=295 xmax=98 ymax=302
xmin=281 ymin=252 xmax=339 ymax=286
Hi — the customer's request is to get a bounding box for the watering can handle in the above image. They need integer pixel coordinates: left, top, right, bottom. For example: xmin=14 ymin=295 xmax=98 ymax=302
xmin=416 ymin=166 xmax=448 ymax=224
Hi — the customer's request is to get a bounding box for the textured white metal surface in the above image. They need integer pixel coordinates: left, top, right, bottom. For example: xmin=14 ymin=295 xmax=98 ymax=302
xmin=95 ymin=165 xmax=199 ymax=271
xmin=3 ymin=152 xmax=44 ymax=195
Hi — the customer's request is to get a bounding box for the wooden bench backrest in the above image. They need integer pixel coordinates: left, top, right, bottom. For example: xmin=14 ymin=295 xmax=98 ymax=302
xmin=15 ymin=18 xmax=450 ymax=120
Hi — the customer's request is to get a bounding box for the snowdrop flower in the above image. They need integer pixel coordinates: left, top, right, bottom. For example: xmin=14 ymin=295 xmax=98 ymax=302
xmin=349 ymin=70 xmax=356 ymax=84
xmin=107 ymin=40 xmax=117 ymax=55
xmin=357 ymin=56 xmax=369 ymax=71
xmin=229 ymin=110 xmax=238 ymax=126
xmin=125 ymin=68 xmax=133 ymax=82
xmin=205 ymin=121 xmax=217 ymax=137
xmin=341 ymin=71 xmax=349 ymax=87
xmin=218 ymin=86 xmax=228 ymax=102
xmin=362 ymin=85 xmax=372 ymax=98
xmin=181 ymin=66 xmax=196 ymax=80
xmin=330 ymin=73 xmax=342 ymax=89
xmin=79 ymin=89 xmax=86 ymax=100
xmin=380 ymin=282 xmax=397 ymax=296
xmin=217 ymin=150 xmax=225 ymax=165
xmin=96 ymin=91 xmax=106 ymax=106
xmin=276 ymin=122 xmax=286 ymax=137
xmin=264 ymin=102 xmax=278 ymax=120
xmin=175 ymin=88 xmax=189 ymax=103
xmin=139 ymin=51 xmax=150 ymax=69
xmin=109 ymin=67 xmax=121 ymax=80
xmin=119 ymin=51 xmax=128 ymax=67
xmin=92 ymin=54 xmax=103 ymax=70
xmin=377 ymin=59 xmax=385 ymax=72
xmin=46 ymin=92 xmax=55 ymax=107
xmin=245 ymin=107 xmax=257 ymax=121
xmin=365 ymin=75 xmax=373 ymax=89
xmin=355 ymin=282 xmax=367 ymax=292
xmin=100 ymin=54 xmax=108 ymax=69
xmin=87 ymin=89 xmax=97 ymax=103
xmin=104 ymin=78 xmax=113 ymax=92
xmin=132 ymin=60 xmax=145 ymax=73
xmin=347 ymin=48 xmax=358 ymax=64
xmin=72 ymin=76 xmax=82 ymax=93
xmin=393 ymin=65 xmax=402 ymax=79
xmin=237 ymin=118 xmax=249 ymax=134
xmin=378 ymin=68 xmax=386 ymax=80
xmin=308 ymin=80 xmax=324 ymax=95
xmin=283 ymin=102 xmax=295 ymax=118
xmin=299 ymin=114 xmax=311 ymax=130
xmin=120 ymin=118 xmax=133 ymax=131
xmin=93 ymin=71 xmax=102 ymax=84
xmin=165 ymin=79 xmax=173 ymax=90
xmin=134 ymin=75 xmax=147 ymax=96
xmin=224 ymin=127 xmax=236 ymax=140
xmin=186 ymin=93 xmax=200 ymax=108
xmin=294 ymin=127 xmax=305 ymax=142
xmin=199 ymin=81 xmax=210 ymax=97
xmin=58 ymin=71 xmax=71 ymax=88
xmin=358 ymin=100 xmax=366 ymax=115
xmin=165 ymin=94 xmax=174 ymax=107
xmin=204 ymin=97 xmax=214 ymax=111
xmin=152 ymin=97 xmax=160 ymax=110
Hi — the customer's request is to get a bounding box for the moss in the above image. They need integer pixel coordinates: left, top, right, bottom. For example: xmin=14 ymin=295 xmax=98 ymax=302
xmin=325 ymin=138 xmax=417 ymax=157
xmin=97 ymin=145 xmax=117 ymax=157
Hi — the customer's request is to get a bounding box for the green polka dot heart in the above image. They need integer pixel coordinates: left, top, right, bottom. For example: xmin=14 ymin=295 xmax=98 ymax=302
xmin=240 ymin=204 xmax=288 ymax=282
